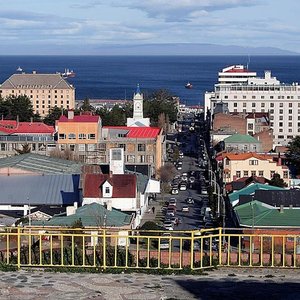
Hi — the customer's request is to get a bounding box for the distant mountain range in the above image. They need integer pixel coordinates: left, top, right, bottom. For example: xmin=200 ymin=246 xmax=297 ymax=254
xmin=93 ymin=43 xmax=299 ymax=56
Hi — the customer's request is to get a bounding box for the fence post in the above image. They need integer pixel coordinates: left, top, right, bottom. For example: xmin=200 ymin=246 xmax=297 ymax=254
xmin=103 ymin=229 xmax=106 ymax=270
xmin=218 ymin=227 xmax=222 ymax=266
xmin=17 ymin=227 xmax=21 ymax=269
xmin=190 ymin=231 xmax=194 ymax=270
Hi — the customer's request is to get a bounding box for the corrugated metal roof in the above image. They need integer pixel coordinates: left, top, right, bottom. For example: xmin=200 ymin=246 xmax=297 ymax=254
xmin=0 ymin=120 xmax=54 ymax=134
xmin=224 ymin=134 xmax=260 ymax=144
xmin=0 ymin=153 xmax=82 ymax=175
xmin=235 ymin=200 xmax=300 ymax=227
xmin=35 ymin=203 xmax=132 ymax=227
xmin=104 ymin=126 xmax=161 ymax=138
xmin=0 ymin=174 xmax=80 ymax=205
xmin=58 ymin=115 xmax=100 ymax=123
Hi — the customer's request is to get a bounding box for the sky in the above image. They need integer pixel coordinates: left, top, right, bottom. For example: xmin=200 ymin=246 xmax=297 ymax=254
xmin=0 ymin=0 xmax=299 ymax=54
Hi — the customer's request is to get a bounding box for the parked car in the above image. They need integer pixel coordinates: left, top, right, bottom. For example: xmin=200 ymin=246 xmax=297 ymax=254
xmin=182 ymin=205 xmax=189 ymax=212
xmin=185 ymin=197 xmax=194 ymax=204
xmin=179 ymin=183 xmax=187 ymax=191
xmin=201 ymin=189 xmax=208 ymax=195
xmin=169 ymin=198 xmax=177 ymax=206
xmin=171 ymin=188 xmax=179 ymax=195
xmin=163 ymin=221 xmax=174 ymax=230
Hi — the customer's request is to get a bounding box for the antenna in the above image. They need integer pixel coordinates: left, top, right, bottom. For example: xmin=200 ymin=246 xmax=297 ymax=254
xmin=246 ymin=54 xmax=251 ymax=70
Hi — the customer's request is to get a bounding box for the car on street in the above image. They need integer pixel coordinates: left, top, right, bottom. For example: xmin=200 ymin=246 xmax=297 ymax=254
xmin=182 ymin=205 xmax=189 ymax=212
xmin=179 ymin=183 xmax=187 ymax=191
xmin=171 ymin=188 xmax=179 ymax=195
xmin=163 ymin=221 xmax=174 ymax=230
xmin=169 ymin=198 xmax=177 ymax=206
xmin=185 ymin=197 xmax=194 ymax=204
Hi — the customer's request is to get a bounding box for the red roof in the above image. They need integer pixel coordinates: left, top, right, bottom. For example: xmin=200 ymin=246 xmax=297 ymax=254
xmin=0 ymin=120 xmax=54 ymax=134
xmin=104 ymin=126 xmax=161 ymax=138
xmin=59 ymin=115 xmax=100 ymax=123
xmin=83 ymin=174 xmax=136 ymax=198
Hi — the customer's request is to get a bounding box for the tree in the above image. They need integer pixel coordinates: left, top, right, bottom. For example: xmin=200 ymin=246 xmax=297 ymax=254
xmin=81 ymin=98 xmax=94 ymax=112
xmin=95 ymin=105 xmax=127 ymax=126
xmin=44 ymin=107 xmax=64 ymax=126
xmin=144 ymin=89 xmax=178 ymax=128
xmin=157 ymin=163 xmax=178 ymax=200
xmin=15 ymin=143 xmax=31 ymax=155
xmin=269 ymin=173 xmax=287 ymax=188
xmin=286 ymin=136 xmax=300 ymax=174
xmin=0 ymin=95 xmax=34 ymax=121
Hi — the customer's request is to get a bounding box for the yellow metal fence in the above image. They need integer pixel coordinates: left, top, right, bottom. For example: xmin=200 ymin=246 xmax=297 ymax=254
xmin=0 ymin=227 xmax=300 ymax=270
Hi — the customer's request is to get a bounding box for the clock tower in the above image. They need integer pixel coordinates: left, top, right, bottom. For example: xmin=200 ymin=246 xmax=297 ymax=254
xmin=127 ymin=84 xmax=150 ymax=127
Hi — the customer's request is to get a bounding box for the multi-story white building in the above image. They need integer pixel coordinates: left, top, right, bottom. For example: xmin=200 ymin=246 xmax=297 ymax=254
xmin=205 ymin=65 xmax=300 ymax=146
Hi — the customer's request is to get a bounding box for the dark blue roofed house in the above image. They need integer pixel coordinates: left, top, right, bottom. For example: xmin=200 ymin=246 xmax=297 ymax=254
xmin=0 ymin=153 xmax=82 ymax=221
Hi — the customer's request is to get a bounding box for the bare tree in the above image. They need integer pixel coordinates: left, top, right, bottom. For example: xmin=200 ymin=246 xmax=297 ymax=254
xmin=157 ymin=162 xmax=178 ymax=200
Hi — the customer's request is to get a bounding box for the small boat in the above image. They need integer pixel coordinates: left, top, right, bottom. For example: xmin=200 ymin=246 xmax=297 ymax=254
xmin=185 ymin=82 xmax=193 ymax=89
xmin=16 ymin=66 xmax=23 ymax=72
xmin=62 ymin=69 xmax=76 ymax=78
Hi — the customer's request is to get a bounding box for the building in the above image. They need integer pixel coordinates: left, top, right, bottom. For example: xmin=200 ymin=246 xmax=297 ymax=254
xmin=205 ymin=64 xmax=300 ymax=146
xmin=221 ymin=153 xmax=290 ymax=185
xmin=228 ymin=182 xmax=285 ymax=207
xmin=127 ymin=85 xmax=150 ymax=127
xmin=0 ymin=120 xmax=55 ymax=157
xmin=223 ymin=134 xmax=262 ymax=153
xmin=0 ymin=72 xmax=75 ymax=116
xmin=0 ymin=153 xmax=83 ymax=175
xmin=56 ymin=112 xmax=165 ymax=176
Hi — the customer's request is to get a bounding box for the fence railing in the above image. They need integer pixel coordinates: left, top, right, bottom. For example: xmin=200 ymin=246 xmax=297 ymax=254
xmin=0 ymin=227 xmax=300 ymax=270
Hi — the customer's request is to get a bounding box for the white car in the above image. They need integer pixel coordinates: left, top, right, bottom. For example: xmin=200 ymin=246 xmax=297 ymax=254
xmin=171 ymin=188 xmax=179 ymax=195
xmin=179 ymin=184 xmax=187 ymax=191
xmin=182 ymin=205 xmax=189 ymax=212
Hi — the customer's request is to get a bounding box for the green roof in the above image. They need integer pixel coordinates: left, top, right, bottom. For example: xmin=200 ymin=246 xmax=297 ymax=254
xmin=34 ymin=203 xmax=133 ymax=227
xmin=224 ymin=134 xmax=260 ymax=144
xmin=0 ymin=153 xmax=83 ymax=174
xmin=235 ymin=200 xmax=300 ymax=227
xmin=229 ymin=183 xmax=284 ymax=206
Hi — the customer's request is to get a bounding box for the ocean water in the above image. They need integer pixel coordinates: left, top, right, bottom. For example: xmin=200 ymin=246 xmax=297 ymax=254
xmin=0 ymin=55 xmax=300 ymax=105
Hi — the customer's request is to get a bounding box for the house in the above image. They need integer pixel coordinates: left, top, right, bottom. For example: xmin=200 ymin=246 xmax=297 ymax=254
xmin=0 ymin=153 xmax=83 ymax=175
xmin=0 ymin=72 xmax=75 ymax=116
xmin=228 ymin=183 xmax=285 ymax=207
xmin=0 ymin=120 xmax=55 ymax=157
xmin=223 ymin=134 xmax=262 ymax=152
xmin=55 ymin=111 xmax=165 ymax=177
xmin=225 ymin=176 xmax=269 ymax=193
xmin=0 ymin=174 xmax=80 ymax=216
xmin=222 ymin=152 xmax=290 ymax=185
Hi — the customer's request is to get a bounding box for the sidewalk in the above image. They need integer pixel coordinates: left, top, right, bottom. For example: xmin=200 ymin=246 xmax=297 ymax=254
xmin=140 ymin=198 xmax=164 ymax=227
xmin=1 ymin=268 xmax=300 ymax=299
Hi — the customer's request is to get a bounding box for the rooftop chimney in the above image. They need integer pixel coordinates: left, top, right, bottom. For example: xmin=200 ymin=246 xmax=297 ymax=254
xmin=67 ymin=110 xmax=74 ymax=120
xmin=280 ymin=205 xmax=284 ymax=213
xmin=106 ymin=200 xmax=112 ymax=211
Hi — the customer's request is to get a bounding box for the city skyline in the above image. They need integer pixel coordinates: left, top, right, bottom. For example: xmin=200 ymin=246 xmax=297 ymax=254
xmin=0 ymin=0 xmax=299 ymax=55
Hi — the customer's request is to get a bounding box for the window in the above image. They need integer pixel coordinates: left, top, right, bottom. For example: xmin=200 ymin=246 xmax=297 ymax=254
xmin=138 ymin=144 xmax=146 ymax=151
xmin=139 ymin=155 xmax=145 ymax=163
xmin=111 ymin=149 xmax=122 ymax=160
xmin=251 ymin=171 xmax=256 ymax=177
xmin=0 ymin=143 xmax=5 ymax=151
xmin=259 ymin=170 xmax=264 ymax=176
xmin=243 ymin=95 xmax=246 ymax=99
xmin=78 ymin=144 xmax=85 ymax=151
xmin=105 ymin=187 xmax=110 ymax=194
xmin=68 ymin=133 xmax=76 ymax=139
xmin=248 ymin=123 xmax=254 ymax=130
xmin=270 ymin=103 xmax=274 ymax=107
xmin=249 ymin=160 xmax=258 ymax=165
xmin=261 ymin=103 xmax=265 ymax=107
xmin=280 ymin=103 xmax=283 ymax=107
xmin=279 ymin=122 xmax=283 ymax=127
xmin=88 ymin=133 xmax=95 ymax=139
xmin=59 ymin=133 xmax=66 ymax=139
xmin=289 ymin=116 xmax=293 ymax=120
xmin=243 ymin=103 xmax=247 ymax=107
xmin=244 ymin=171 xmax=249 ymax=177
xmin=236 ymin=171 xmax=241 ymax=178
xmin=234 ymin=103 xmax=237 ymax=107
xmin=118 ymin=143 xmax=126 ymax=151
xmin=127 ymin=155 xmax=135 ymax=163
xmin=289 ymin=103 xmax=293 ymax=107
xmin=79 ymin=133 xmax=86 ymax=140
xmin=70 ymin=144 xmax=75 ymax=151
xmin=289 ymin=122 xmax=293 ymax=127
xmin=252 ymin=102 xmax=256 ymax=107
xmin=283 ymin=171 xmax=289 ymax=179
xmin=270 ymin=171 xmax=275 ymax=178
xmin=279 ymin=109 xmax=283 ymax=114
xmin=252 ymin=96 xmax=256 ymax=100
xmin=279 ymin=116 xmax=283 ymax=120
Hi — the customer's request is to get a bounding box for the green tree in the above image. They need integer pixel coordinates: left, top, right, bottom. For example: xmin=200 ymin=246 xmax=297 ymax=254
xmin=269 ymin=173 xmax=287 ymax=188
xmin=144 ymin=89 xmax=178 ymax=128
xmin=44 ymin=107 xmax=64 ymax=126
xmin=95 ymin=105 xmax=127 ymax=126
xmin=81 ymin=98 xmax=94 ymax=112
xmin=286 ymin=136 xmax=300 ymax=173
xmin=0 ymin=95 xmax=34 ymax=121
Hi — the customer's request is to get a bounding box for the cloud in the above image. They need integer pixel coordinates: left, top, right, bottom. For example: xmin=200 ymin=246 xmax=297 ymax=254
xmin=100 ymin=0 xmax=263 ymax=22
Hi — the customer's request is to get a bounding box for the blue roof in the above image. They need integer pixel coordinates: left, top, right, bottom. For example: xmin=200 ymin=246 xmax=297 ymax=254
xmin=0 ymin=174 xmax=80 ymax=205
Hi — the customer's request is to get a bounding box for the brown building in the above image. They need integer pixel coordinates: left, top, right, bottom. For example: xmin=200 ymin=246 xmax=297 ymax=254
xmin=0 ymin=72 xmax=75 ymax=116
